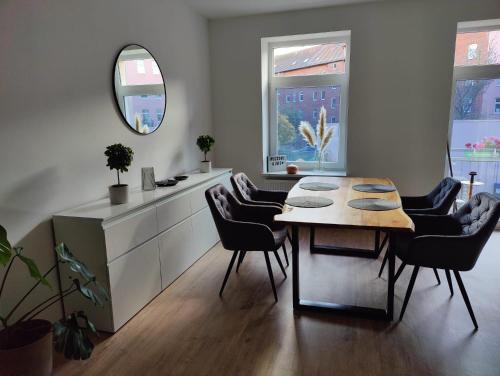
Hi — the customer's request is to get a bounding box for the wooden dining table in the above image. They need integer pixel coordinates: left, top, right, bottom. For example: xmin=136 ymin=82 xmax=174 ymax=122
xmin=275 ymin=176 xmax=414 ymax=320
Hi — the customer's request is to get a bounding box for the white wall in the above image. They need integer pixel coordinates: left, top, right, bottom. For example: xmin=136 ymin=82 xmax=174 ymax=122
xmin=0 ymin=0 xmax=212 ymax=322
xmin=209 ymin=0 xmax=500 ymax=193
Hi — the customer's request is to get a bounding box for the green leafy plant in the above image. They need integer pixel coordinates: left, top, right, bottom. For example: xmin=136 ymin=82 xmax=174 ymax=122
xmin=104 ymin=143 xmax=134 ymax=185
xmin=196 ymin=135 xmax=215 ymax=162
xmin=0 ymin=225 xmax=108 ymax=360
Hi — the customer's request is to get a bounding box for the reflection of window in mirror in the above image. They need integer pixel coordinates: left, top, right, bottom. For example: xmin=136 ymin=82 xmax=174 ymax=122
xmin=152 ymin=61 xmax=160 ymax=75
xmin=157 ymin=109 xmax=162 ymax=121
xmin=136 ymin=60 xmax=145 ymax=73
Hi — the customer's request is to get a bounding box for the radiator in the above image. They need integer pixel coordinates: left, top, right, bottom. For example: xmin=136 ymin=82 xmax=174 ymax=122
xmin=262 ymin=180 xmax=295 ymax=191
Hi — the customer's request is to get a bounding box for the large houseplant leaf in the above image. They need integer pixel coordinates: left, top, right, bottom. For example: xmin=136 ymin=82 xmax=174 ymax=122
xmin=53 ymin=311 xmax=96 ymax=360
xmin=55 ymin=243 xmax=95 ymax=282
xmin=73 ymin=279 xmax=103 ymax=306
xmin=0 ymin=225 xmax=12 ymax=266
xmin=14 ymin=248 xmax=51 ymax=287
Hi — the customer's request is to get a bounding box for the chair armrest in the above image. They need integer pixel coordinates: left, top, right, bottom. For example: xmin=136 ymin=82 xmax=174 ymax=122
xmin=406 ymin=234 xmax=479 ymax=271
xmin=239 ymin=197 xmax=284 ymax=208
xmin=410 ymin=214 xmax=462 ymax=236
xmin=401 ymin=195 xmax=430 ymax=210
xmin=255 ymin=190 xmax=289 ymax=206
xmin=235 ymin=203 xmax=282 ymax=228
xmin=221 ymin=219 xmax=276 ymax=251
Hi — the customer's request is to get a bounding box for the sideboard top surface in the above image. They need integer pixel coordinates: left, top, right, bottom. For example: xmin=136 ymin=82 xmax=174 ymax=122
xmin=54 ymin=168 xmax=232 ymax=222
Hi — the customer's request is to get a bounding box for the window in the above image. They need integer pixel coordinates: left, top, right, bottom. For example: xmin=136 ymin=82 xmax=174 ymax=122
xmin=331 ymin=97 xmax=337 ymax=109
xmin=449 ymin=20 xmax=500 ymax=201
xmin=136 ymin=60 xmax=145 ymax=73
xmin=152 ymin=61 xmax=160 ymax=75
xmin=262 ymin=31 xmax=350 ymax=172
xmin=157 ymin=109 xmax=163 ymax=121
xmin=467 ymin=44 xmax=478 ymax=60
xmin=286 ymin=94 xmax=292 ymax=103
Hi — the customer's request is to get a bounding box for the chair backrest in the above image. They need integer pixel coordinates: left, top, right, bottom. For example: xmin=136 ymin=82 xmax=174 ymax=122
xmin=231 ymin=172 xmax=259 ymax=203
xmin=205 ymin=184 xmax=240 ymax=249
xmin=453 ymin=192 xmax=500 ymax=268
xmin=427 ymin=177 xmax=462 ymax=214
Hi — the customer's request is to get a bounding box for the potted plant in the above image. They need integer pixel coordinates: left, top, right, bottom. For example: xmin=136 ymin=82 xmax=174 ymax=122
xmin=105 ymin=143 xmax=134 ymax=204
xmin=0 ymin=225 xmax=108 ymax=375
xmin=196 ymin=135 xmax=215 ymax=173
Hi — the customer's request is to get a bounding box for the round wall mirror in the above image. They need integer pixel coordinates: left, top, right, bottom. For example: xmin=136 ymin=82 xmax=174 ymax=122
xmin=113 ymin=44 xmax=166 ymax=135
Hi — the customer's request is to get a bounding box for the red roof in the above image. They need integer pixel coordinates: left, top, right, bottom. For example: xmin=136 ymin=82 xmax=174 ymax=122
xmin=274 ymin=44 xmax=346 ymax=73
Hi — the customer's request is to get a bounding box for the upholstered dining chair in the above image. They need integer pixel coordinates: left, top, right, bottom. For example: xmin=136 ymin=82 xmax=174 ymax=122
xmin=393 ymin=192 xmax=500 ymax=329
xmin=231 ymin=172 xmax=290 ymax=266
xmin=205 ymin=184 xmax=287 ymax=302
xmin=378 ymin=177 xmax=462 ymax=278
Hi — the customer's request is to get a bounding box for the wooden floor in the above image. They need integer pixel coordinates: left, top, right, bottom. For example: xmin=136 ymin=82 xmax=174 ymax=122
xmin=54 ymin=228 xmax=500 ymax=376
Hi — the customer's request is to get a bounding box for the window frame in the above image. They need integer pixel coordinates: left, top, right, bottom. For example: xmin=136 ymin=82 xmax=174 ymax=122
xmin=261 ymin=31 xmax=351 ymax=173
xmin=447 ymin=20 xmax=500 ymax=173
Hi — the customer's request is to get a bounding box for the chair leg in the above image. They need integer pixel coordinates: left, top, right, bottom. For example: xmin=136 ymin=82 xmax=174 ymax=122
xmin=264 ymin=252 xmax=278 ymax=302
xmin=378 ymin=250 xmax=389 ymax=278
xmin=219 ymin=251 xmax=239 ymax=297
xmin=394 ymin=262 xmax=407 ymax=283
xmin=445 ymin=269 xmax=454 ymax=296
xmin=282 ymin=244 xmax=289 ymax=266
xmin=453 ymin=270 xmax=478 ymax=330
xmin=273 ymin=250 xmax=287 ymax=278
xmin=433 ymin=268 xmax=441 ymax=285
xmin=236 ymin=251 xmax=246 ymax=273
xmin=399 ymin=266 xmax=420 ymax=321
xmin=286 ymin=230 xmax=292 ymax=244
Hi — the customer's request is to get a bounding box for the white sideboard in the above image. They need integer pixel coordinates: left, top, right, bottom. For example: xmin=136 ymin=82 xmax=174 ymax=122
xmin=53 ymin=168 xmax=232 ymax=332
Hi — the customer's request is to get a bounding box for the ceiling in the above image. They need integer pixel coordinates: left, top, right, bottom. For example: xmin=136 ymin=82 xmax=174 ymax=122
xmin=185 ymin=0 xmax=383 ymax=19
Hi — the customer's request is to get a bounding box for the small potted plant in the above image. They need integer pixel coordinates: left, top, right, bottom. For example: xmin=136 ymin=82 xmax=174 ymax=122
xmin=105 ymin=143 xmax=134 ymax=204
xmin=0 ymin=224 xmax=108 ymax=375
xmin=196 ymin=135 xmax=215 ymax=173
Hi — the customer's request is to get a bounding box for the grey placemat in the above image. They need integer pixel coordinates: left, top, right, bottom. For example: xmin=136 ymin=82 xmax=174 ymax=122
xmin=348 ymin=198 xmax=400 ymax=211
xmin=299 ymin=182 xmax=339 ymax=191
xmin=352 ymin=184 xmax=396 ymax=193
xmin=285 ymin=196 xmax=334 ymax=208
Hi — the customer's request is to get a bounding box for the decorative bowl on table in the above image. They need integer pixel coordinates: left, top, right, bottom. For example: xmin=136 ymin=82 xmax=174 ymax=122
xmin=156 ymin=179 xmax=178 ymax=187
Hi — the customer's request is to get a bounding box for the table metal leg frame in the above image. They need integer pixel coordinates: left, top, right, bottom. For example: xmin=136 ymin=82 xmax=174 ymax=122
xmin=293 ymin=225 xmax=395 ymax=321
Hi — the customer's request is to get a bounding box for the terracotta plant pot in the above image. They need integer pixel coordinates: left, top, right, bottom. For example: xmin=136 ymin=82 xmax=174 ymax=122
xmin=0 ymin=319 xmax=53 ymax=376
xmin=109 ymin=184 xmax=129 ymax=205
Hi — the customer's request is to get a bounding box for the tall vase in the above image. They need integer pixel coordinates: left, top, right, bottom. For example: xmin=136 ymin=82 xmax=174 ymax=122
xmin=317 ymin=151 xmax=323 ymax=171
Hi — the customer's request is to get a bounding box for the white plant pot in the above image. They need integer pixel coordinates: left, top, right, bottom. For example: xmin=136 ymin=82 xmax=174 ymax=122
xmin=200 ymin=161 xmax=212 ymax=173
xmin=109 ymin=184 xmax=129 ymax=205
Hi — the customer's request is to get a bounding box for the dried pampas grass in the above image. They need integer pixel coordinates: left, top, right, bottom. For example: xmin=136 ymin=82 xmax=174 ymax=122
xmin=317 ymin=106 xmax=326 ymax=141
xmin=321 ymin=127 xmax=334 ymax=152
xmin=299 ymin=121 xmax=316 ymax=147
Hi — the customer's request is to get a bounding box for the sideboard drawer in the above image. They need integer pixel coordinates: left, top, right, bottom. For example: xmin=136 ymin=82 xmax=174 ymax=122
xmin=156 ymin=191 xmax=191 ymax=233
xmin=104 ymin=206 xmax=158 ymax=262
xmin=158 ymin=219 xmax=196 ymax=290
xmin=108 ymin=237 xmax=161 ymax=330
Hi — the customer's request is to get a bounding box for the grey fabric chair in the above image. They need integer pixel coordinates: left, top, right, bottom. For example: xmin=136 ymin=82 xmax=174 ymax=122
xmin=378 ymin=177 xmax=462 ymax=278
xmin=231 ymin=172 xmax=290 ymax=266
xmin=205 ymin=184 xmax=287 ymax=302
xmin=393 ymin=192 xmax=500 ymax=329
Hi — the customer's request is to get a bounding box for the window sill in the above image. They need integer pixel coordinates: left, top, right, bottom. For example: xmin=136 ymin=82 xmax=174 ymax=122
xmin=262 ymin=170 xmax=347 ymax=180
